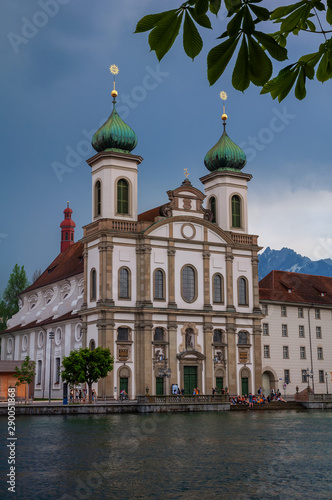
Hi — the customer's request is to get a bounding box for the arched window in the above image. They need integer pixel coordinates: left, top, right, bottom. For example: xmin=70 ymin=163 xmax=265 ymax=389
xmin=231 ymin=195 xmax=241 ymax=228
xmin=209 ymin=196 xmax=216 ymax=223
xmin=89 ymin=339 xmax=96 ymax=351
xmin=154 ymin=328 xmax=164 ymax=342
xmin=119 ymin=267 xmax=130 ymax=299
xmin=238 ymin=331 xmax=249 ymax=345
xmin=238 ymin=277 xmax=248 ymax=305
xmin=71 ymin=233 xmax=74 ymax=241
xmin=154 ymin=269 xmax=165 ymax=300
xmin=117 ymin=327 xmax=129 ymax=341
xmin=117 ymin=179 xmax=129 ymax=215
xmin=213 ymin=274 xmax=223 ymax=303
xmin=181 ymin=265 xmax=196 ymax=303
xmin=213 ymin=329 xmax=223 ymax=343
xmin=95 ymin=180 xmax=101 ymax=217
xmin=90 ymin=269 xmax=97 ymax=301
xmin=65 ymin=232 xmax=69 ymax=241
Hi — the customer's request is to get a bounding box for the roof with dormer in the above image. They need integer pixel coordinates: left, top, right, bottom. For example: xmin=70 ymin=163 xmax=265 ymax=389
xmin=259 ymin=270 xmax=332 ymax=306
xmin=23 ymin=242 xmax=84 ymax=294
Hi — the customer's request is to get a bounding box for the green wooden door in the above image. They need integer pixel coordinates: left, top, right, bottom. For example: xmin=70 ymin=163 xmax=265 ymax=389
xmin=216 ymin=377 xmax=223 ymax=392
xmin=120 ymin=377 xmax=128 ymax=393
xmin=241 ymin=377 xmax=249 ymax=396
xmin=156 ymin=377 xmax=164 ymax=395
xmin=184 ymin=366 xmax=197 ymax=394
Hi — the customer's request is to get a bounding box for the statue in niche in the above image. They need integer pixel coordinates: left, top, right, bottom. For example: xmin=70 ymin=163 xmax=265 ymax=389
xmin=185 ymin=329 xmax=194 ymax=349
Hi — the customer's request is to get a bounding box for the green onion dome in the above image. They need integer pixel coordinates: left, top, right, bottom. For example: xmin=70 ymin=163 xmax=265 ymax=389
xmin=92 ymin=99 xmax=137 ymax=154
xmin=204 ymin=122 xmax=246 ymax=172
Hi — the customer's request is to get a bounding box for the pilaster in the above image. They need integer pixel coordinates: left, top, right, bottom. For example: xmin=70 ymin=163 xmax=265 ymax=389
xmin=203 ymin=321 xmax=213 ymax=393
xmin=167 ymin=317 xmax=178 ymax=395
xmin=203 ymin=247 xmax=212 ymax=310
xmin=225 ymin=248 xmax=235 ymax=312
xmin=251 ymin=253 xmax=261 ymax=313
xmin=253 ymin=320 xmax=262 ymax=393
xmin=226 ymin=321 xmax=237 ymax=394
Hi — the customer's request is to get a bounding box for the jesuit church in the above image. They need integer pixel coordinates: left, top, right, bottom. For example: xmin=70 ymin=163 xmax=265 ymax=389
xmin=0 ymin=78 xmax=264 ymax=400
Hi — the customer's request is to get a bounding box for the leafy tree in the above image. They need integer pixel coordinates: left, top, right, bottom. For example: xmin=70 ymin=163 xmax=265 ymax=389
xmin=13 ymin=356 xmax=36 ymax=403
xmin=32 ymin=268 xmax=42 ymax=283
xmin=61 ymin=347 xmax=114 ymax=404
xmin=135 ymin=0 xmax=332 ymax=101
xmin=0 ymin=264 xmax=29 ymax=331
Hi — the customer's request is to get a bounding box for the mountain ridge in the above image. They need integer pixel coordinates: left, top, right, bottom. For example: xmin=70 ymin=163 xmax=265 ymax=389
xmin=258 ymin=247 xmax=332 ymax=281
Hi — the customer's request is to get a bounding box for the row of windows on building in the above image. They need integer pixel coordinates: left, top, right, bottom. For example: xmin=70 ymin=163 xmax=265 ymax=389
xmin=90 ymin=267 xmax=249 ymax=305
xmin=281 ymin=368 xmax=327 ymax=384
xmin=263 ymin=323 xmax=323 ymax=338
xmin=209 ymin=194 xmax=242 ymax=228
xmin=36 ymin=358 xmax=61 ymax=385
xmin=264 ymin=345 xmax=324 ymax=360
xmin=94 ymin=178 xmax=130 ymax=217
xmin=109 ymin=327 xmax=250 ymax=345
xmin=262 ymin=304 xmax=324 ymax=319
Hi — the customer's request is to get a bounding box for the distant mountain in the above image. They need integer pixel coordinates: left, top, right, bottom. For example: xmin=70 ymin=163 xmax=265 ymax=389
xmin=258 ymin=247 xmax=332 ymax=281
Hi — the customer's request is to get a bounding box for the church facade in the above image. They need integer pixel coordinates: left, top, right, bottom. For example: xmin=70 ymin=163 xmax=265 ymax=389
xmin=80 ymin=84 xmax=263 ymax=399
xmin=1 ymin=82 xmax=264 ymax=399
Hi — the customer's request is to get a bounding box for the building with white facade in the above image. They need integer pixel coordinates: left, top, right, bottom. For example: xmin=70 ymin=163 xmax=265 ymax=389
xmin=260 ymin=270 xmax=332 ymax=396
xmin=0 ymin=80 xmax=264 ymax=399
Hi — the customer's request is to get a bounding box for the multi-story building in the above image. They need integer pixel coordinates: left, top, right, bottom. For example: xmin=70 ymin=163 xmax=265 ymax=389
xmin=0 ymin=80 xmax=264 ymax=399
xmin=260 ymin=270 xmax=332 ymax=396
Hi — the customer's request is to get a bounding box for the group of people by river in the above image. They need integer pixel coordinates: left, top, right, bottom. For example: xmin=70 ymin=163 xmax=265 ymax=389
xmin=230 ymin=389 xmax=286 ymax=406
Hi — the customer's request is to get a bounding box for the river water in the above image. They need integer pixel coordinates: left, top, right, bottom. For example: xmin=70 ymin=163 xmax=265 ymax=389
xmin=1 ymin=410 xmax=331 ymax=499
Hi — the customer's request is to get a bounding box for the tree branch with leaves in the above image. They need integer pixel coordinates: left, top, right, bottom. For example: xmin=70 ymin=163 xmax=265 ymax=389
xmin=135 ymin=0 xmax=332 ymax=101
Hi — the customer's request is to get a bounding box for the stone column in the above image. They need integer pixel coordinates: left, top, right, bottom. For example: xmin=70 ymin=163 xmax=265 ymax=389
xmin=251 ymin=253 xmax=261 ymax=313
xmin=97 ymin=313 xmax=115 ymax=399
xmin=167 ymin=248 xmax=177 ymax=308
xmin=253 ymin=320 xmax=262 ymax=393
xmin=167 ymin=317 xmax=178 ymax=395
xmin=225 ymin=248 xmax=235 ymax=312
xmin=82 ymin=246 xmax=88 ymax=308
xmin=98 ymin=235 xmax=114 ymax=305
xmin=203 ymin=249 xmax=212 ymax=310
xmin=226 ymin=321 xmax=237 ymax=394
xmin=204 ymin=321 xmax=213 ymax=394
xmin=134 ymin=314 xmax=153 ymax=396
xmin=143 ymin=242 xmax=152 ymax=306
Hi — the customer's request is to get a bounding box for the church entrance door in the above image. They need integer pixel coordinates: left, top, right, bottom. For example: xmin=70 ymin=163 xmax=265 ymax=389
xmin=241 ymin=377 xmax=248 ymax=396
xmin=120 ymin=377 xmax=128 ymax=394
xmin=184 ymin=366 xmax=197 ymax=394
xmin=156 ymin=377 xmax=164 ymax=395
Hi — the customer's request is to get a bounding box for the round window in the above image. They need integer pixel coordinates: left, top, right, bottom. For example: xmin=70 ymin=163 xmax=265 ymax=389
xmin=7 ymin=337 xmax=13 ymax=354
xmin=22 ymin=334 xmax=28 ymax=351
xmin=75 ymin=324 xmax=83 ymax=342
xmin=55 ymin=328 xmax=62 ymax=346
xmin=37 ymin=331 xmax=44 ymax=348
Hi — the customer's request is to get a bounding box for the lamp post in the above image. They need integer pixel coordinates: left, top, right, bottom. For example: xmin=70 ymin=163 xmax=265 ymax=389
xmin=157 ymin=361 xmax=172 ymax=394
xmin=325 ymin=371 xmax=329 ymax=395
xmin=48 ymin=332 xmax=54 ymax=405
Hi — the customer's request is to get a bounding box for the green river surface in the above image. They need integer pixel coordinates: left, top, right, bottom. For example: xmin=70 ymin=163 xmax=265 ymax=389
xmin=0 ymin=410 xmax=331 ymax=500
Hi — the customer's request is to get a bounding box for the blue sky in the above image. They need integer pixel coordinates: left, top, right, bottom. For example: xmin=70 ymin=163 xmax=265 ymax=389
xmin=1 ymin=0 xmax=331 ymax=291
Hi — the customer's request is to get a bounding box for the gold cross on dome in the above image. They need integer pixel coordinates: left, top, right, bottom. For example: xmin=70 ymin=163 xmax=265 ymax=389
xmin=184 ymin=168 xmax=189 ymax=179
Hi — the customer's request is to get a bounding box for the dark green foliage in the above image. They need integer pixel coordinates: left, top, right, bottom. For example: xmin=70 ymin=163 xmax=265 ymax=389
xmin=0 ymin=264 xmax=29 ymax=331
xmin=135 ymin=0 xmax=332 ymax=101
xmin=61 ymin=347 xmax=114 ymax=403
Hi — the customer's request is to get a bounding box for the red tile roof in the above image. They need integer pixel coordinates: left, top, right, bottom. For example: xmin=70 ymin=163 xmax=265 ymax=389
xmin=259 ymin=270 xmax=332 ymax=305
xmin=1 ymin=311 xmax=80 ymax=335
xmin=138 ymin=206 xmax=162 ymax=222
xmin=23 ymin=242 xmax=84 ymax=294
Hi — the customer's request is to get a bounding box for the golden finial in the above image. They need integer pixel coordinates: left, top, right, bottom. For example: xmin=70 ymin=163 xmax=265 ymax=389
xmin=110 ymin=64 xmax=119 ymax=98
xmin=220 ymin=90 xmax=228 ymax=122
xmin=184 ymin=168 xmax=189 ymax=179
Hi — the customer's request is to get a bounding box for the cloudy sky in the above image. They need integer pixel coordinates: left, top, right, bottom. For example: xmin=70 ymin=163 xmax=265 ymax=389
xmin=1 ymin=0 xmax=331 ymax=290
